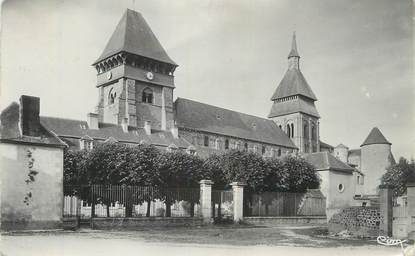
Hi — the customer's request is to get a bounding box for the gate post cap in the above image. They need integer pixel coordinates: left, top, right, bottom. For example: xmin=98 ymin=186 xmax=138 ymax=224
xmin=200 ymin=179 xmax=214 ymax=185
xmin=230 ymin=181 xmax=247 ymax=187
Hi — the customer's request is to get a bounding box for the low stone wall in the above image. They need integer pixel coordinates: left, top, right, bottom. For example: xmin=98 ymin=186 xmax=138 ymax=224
xmin=244 ymin=216 xmax=327 ymax=226
xmin=328 ymin=207 xmax=382 ymax=238
xmin=91 ymin=217 xmax=204 ymax=230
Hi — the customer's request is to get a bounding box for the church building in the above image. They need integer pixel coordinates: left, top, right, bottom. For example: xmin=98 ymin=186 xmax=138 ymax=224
xmin=1 ymin=9 xmax=396 ymax=216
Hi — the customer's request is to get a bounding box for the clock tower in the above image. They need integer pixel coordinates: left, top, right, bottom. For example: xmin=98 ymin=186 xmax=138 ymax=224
xmin=92 ymin=9 xmax=178 ymax=131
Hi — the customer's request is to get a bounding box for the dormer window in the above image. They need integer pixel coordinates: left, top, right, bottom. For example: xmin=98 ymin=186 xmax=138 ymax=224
xmin=142 ymin=88 xmax=153 ymax=104
xmin=108 ymin=88 xmax=116 ymax=105
xmin=80 ymin=135 xmax=93 ymax=151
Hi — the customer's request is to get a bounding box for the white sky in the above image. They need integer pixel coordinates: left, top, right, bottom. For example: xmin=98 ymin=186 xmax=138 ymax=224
xmin=1 ymin=0 xmax=413 ymax=159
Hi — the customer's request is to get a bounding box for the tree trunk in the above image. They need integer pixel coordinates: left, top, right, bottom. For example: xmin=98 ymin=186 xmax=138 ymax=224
xmin=165 ymin=201 xmax=171 ymax=217
xmin=146 ymin=199 xmax=151 ymax=217
xmin=190 ymin=202 xmax=195 ymax=217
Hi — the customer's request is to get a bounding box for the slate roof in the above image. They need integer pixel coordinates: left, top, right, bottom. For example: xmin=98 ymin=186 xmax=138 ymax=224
xmin=93 ymin=9 xmax=177 ymax=66
xmin=40 ymin=116 xmax=192 ymax=149
xmin=336 ymin=143 xmax=349 ymax=149
xmin=174 ymin=98 xmax=297 ymax=149
xmin=319 ymin=140 xmax=334 ymax=149
xmin=268 ymin=96 xmax=320 ymax=118
xmin=0 ymin=102 xmax=65 ymax=148
xmin=271 ymin=68 xmax=317 ymax=101
xmin=361 ymin=127 xmax=391 ymax=146
xmin=348 ymin=148 xmax=361 ymax=156
xmin=304 ymin=152 xmax=354 ymax=174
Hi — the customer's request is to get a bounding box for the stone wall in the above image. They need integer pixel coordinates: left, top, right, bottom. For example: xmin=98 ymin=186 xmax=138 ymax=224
xmin=178 ymin=128 xmax=294 ymax=158
xmin=244 ymin=216 xmax=326 ymax=226
xmin=91 ymin=217 xmax=204 ymax=230
xmin=328 ymin=206 xmax=383 ymax=238
xmin=1 ymin=143 xmax=64 ymax=231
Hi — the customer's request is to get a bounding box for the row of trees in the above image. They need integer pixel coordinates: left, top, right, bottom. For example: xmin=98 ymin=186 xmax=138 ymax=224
xmin=64 ymin=143 xmax=320 ymax=192
xmin=64 ymin=143 xmax=320 ymax=216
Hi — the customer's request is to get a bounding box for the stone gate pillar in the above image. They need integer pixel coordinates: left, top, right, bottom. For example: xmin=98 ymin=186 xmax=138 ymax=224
xmin=199 ymin=180 xmax=214 ymax=223
xmin=379 ymin=184 xmax=393 ymax=236
xmin=231 ymin=182 xmax=246 ymax=223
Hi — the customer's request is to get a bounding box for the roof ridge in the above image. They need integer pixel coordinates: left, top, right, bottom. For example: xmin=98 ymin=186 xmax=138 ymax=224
xmin=176 ymin=97 xmax=272 ymax=122
xmin=40 ymin=115 xmax=86 ymax=123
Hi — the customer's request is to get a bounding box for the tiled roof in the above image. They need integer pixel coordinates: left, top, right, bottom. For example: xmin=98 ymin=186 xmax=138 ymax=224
xmin=348 ymin=148 xmax=361 ymax=156
xmin=174 ymin=98 xmax=297 ymax=149
xmin=93 ymin=9 xmax=176 ymax=66
xmin=319 ymin=140 xmax=334 ymax=149
xmin=361 ymin=127 xmax=391 ymax=146
xmin=268 ymin=96 xmax=320 ymax=118
xmin=40 ymin=116 xmax=191 ymax=149
xmin=335 ymin=143 xmax=349 ymax=149
xmin=0 ymin=102 xmax=65 ymax=148
xmin=304 ymin=152 xmax=354 ymax=173
xmin=271 ymin=68 xmax=317 ymax=101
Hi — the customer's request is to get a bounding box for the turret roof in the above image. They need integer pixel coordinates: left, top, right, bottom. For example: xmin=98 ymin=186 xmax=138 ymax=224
xmin=93 ymin=9 xmax=177 ymax=66
xmin=361 ymin=127 xmax=391 ymax=146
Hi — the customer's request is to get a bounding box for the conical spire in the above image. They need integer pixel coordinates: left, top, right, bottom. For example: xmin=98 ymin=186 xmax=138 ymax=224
xmin=361 ymin=127 xmax=391 ymax=147
xmin=288 ymin=32 xmax=300 ymax=58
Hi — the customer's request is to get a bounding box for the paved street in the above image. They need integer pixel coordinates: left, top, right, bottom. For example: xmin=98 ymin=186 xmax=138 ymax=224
xmin=0 ymin=227 xmax=407 ymax=256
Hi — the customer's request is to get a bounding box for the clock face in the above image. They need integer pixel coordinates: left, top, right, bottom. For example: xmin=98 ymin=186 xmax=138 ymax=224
xmin=107 ymin=71 xmax=112 ymax=80
xmin=146 ymin=71 xmax=154 ymax=80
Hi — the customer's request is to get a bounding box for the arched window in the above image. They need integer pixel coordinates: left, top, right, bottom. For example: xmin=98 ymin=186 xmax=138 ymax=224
xmin=244 ymin=142 xmax=248 ymax=151
xmin=287 ymin=124 xmax=291 ymax=138
xmin=303 ymin=124 xmax=308 ymax=138
xmin=279 ymin=125 xmax=282 ymax=130
xmin=225 ymin=139 xmax=229 ymax=150
xmin=108 ymin=88 xmax=116 ymax=105
xmin=142 ymin=88 xmax=153 ymax=104
xmin=290 ymin=123 xmax=294 ymax=138
xmin=277 ymin=148 xmax=281 ymax=157
xmin=262 ymin=145 xmax=266 ymax=155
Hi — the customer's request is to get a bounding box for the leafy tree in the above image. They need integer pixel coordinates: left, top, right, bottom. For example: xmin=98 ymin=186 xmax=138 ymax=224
xmin=282 ymin=155 xmax=319 ymax=193
xmin=63 ymin=149 xmax=88 ymax=185
xmin=203 ymin=153 xmax=227 ymax=189
xmin=381 ymin=157 xmax=415 ymax=197
xmin=158 ymin=151 xmax=204 ymax=216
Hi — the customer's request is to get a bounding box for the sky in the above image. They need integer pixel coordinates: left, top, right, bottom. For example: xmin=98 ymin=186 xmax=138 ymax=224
xmin=0 ymin=0 xmax=413 ymax=159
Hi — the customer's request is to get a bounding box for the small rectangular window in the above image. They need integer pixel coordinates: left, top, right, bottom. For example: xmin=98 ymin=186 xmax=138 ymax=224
xmin=204 ymin=135 xmax=209 ymax=147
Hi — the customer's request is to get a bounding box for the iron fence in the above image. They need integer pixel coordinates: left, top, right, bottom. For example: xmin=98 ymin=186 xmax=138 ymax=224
xmin=63 ymin=185 xmax=200 ymax=218
xmin=244 ymin=191 xmax=326 ymax=217
xmin=212 ymin=189 xmax=233 ymax=219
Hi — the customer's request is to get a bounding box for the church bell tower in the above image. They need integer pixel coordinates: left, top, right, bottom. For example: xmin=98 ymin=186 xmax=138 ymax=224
xmin=92 ymin=9 xmax=178 ymax=131
xmin=268 ymin=33 xmax=320 ymax=153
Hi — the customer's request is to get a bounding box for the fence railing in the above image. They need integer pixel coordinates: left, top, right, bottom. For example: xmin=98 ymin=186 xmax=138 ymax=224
xmin=212 ymin=189 xmax=233 ymax=219
xmin=63 ymin=185 xmax=200 ymax=219
xmin=244 ymin=191 xmax=326 ymax=217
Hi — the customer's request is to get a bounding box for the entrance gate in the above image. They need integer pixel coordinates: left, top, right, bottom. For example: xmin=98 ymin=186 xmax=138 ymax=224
xmin=212 ymin=190 xmax=233 ymax=220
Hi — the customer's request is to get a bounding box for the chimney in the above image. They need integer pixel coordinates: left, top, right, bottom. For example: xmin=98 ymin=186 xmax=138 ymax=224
xmin=121 ymin=118 xmax=129 ymax=133
xmin=144 ymin=120 xmax=151 ymax=135
xmin=19 ymin=95 xmax=41 ymax=136
xmin=171 ymin=122 xmax=179 ymax=139
xmin=87 ymin=113 xmax=99 ymax=130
